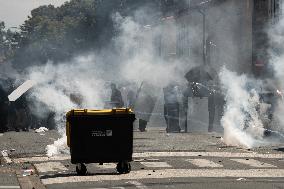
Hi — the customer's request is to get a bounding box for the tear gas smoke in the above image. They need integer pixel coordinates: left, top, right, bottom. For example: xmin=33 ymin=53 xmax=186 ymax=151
xmin=218 ymin=2 xmax=284 ymax=148
xmin=219 ymin=67 xmax=267 ymax=148
xmin=114 ymin=13 xmax=190 ymax=87
xmin=26 ymin=57 xmax=108 ymax=156
xmin=268 ymin=4 xmax=284 ymax=133
xmin=23 ymin=10 xmax=193 ymax=157
xmin=13 ymin=1 xmax=284 ymax=155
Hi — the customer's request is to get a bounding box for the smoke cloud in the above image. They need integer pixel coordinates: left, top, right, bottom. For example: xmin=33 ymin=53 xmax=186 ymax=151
xmin=220 ymin=3 xmax=284 ymax=148
xmin=268 ymin=4 xmax=284 ymax=134
xmin=21 ymin=7 xmax=194 ymax=156
xmin=219 ymin=67 xmax=267 ymax=148
xmin=8 ymin=1 xmax=284 ymax=155
xmin=25 ymin=56 xmax=109 ymax=156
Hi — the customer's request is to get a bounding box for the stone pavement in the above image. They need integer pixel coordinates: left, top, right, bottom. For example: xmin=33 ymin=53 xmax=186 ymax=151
xmin=1 ymin=129 xmax=284 ymax=189
xmin=11 ymin=150 xmax=284 ymax=189
xmin=0 ymin=166 xmax=20 ymax=189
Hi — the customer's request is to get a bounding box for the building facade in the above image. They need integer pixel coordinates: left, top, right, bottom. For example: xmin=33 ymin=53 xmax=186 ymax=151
xmin=158 ymin=0 xmax=282 ymax=77
xmin=252 ymin=0 xmax=281 ymax=77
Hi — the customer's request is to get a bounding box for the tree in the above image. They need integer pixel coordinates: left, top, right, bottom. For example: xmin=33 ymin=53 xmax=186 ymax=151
xmin=0 ymin=21 xmax=19 ymax=63
xmin=11 ymin=0 xmax=162 ymax=68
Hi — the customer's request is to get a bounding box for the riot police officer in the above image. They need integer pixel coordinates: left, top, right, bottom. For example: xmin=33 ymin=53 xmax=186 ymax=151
xmin=110 ymin=83 xmax=124 ymax=108
xmin=163 ymin=83 xmax=181 ymax=133
xmin=0 ymin=84 xmax=9 ymax=133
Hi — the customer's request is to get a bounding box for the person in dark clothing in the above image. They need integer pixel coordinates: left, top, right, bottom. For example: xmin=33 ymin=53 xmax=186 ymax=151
xmin=182 ymin=82 xmax=216 ymax=132
xmin=110 ymin=83 xmax=124 ymax=108
xmin=182 ymin=83 xmax=195 ymax=132
xmin=208 ymin=91 xmax=215 ymax=132
xmin=14 ymin=94 xmax=30 ymax=132
xmin=163 ymin=83 xmax=181 ymax=133
xmin=4 ymin=79 xmax=17 ymax=131
xmin=0 ymin=85 xmax=9 ymax=133
xmin=126 ymin=90 xmax=136 ymax=109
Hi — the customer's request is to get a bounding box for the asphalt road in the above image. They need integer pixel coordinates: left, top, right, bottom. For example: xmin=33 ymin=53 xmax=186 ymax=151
xmin=1 ymin=128 xmax=284 ymax=189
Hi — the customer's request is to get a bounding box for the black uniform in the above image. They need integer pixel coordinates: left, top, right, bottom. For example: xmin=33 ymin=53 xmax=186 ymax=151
xmin=208 ymin=91 xmax=215 ymax=132
xmin=183 ymin=82 xmax=216 ymax=132
xmin=110 ymin=84 xmax=124 ymax=108
xmin=126 ymin=90 xmax=135 ymax=109
xmin=182 ymin=84 xmax=194 ymax=132
xmin=0 ymin=85 xmax=9 ymax=133
xmin=163 ymin=84 xmax=181 ymax=133
xmin=14 ymin=94 xmax=30 ymax=132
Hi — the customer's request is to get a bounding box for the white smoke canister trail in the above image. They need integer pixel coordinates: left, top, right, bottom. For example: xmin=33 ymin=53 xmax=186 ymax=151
xmin=8 ymin=80 xmax=36 ymax=101
xmin=219 ymin=68 xmax=265 ymax=148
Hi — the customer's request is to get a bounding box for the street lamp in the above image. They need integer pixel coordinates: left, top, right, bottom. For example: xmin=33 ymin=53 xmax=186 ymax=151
xmin=197 ymin=0 xmax=212 ymax=65
xmin=177 ymin=0 xmax=212 ymax=65
xmin=198 ymin=8 xmax=206 ymax=65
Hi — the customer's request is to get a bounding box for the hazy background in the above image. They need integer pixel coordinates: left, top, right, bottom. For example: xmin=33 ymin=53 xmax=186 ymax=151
xmin=0 ymin=0 xmax=68 ymax=28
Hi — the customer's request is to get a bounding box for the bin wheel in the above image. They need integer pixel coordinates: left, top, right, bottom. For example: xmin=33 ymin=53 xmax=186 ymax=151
xmin=76 ymin=163 xmax=87 ymax=175
xmin=116 ymin=161 xmax=131 ymax=174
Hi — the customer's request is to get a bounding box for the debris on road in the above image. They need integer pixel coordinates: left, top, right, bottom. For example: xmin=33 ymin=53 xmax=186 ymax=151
xmin=236 ymin=178 xmax=246 ymax=181
xmin=35 ymin=127 xmax=49 ymax=133
xmin=22 ymin=169 xmax=34 ymax=177
xmin=8 ymin=80 xmax=36 ymax=101
xmin=1 ymin=150 xmax=13 ymax=164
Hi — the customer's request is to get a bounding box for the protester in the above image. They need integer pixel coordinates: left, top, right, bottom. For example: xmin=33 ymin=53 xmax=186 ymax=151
xmin=110 ymin=83 xmax=124 ymax=108
xmin=14 ymin=94 xmax=30 ymax=132
xmin=163 ymin=83 xmax=181 ymax=133
xmin=0 ymin=84 xmax=9 ymax=133
xmin=134 ymin=82 xmax=157 ymax=132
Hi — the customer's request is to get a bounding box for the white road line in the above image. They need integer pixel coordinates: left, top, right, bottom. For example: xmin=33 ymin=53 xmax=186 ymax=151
xmin=133 ymin=152 xmax=284 ymax=159
xmin=126 ymin=181 xmax=148 ymax=189
xmin=0 ymin=186 xmax=20 ymax=189
xmin=13 ymin=151 xmax=284 ymax=163
xmin=41 ymin=169 xmax=284 ymax=185
xmin=85 ymin=187 xmax=126 ymax=189
xmin=140 ymin=162 xmax=172 ymax=168
xmin=13 ymin=155 xmax=70 ymax=163
xmin=34 ymin=162 xmax=68 ymax=173
xmin=231 ymin=159 xmax=277 ymax=168
xmin=186 ymin=159 xmax=223 ymax=168
xmin=1 ymin=150 xmax=12 ymax=164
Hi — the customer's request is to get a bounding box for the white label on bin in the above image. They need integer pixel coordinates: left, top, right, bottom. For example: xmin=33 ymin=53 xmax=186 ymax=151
xmin=91 ymin=130 xmax=112 ymax=137
xmin=106 ymin=130 xmax=112 ymax=136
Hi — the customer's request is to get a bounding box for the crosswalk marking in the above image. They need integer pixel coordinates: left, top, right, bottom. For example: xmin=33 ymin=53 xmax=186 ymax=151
xmin=186 ymin=159 xmax=223 ymax=168
xmin=94 ymin=163 xmax=117 ymax=169
xmin=140 ymin=162 xmax=172 ymax=168
xmin=126 ymin=181 xmax=148 ymax=189
xmin=41 ymin=169 xmax=284 ymax=185
xmin=13 ymin=152 xmax=284 ymax=163
xmin=34 ymin=162 xmax=68 ymax=173
xmin=14 ymin=155 xmax=70 ymax=163
xmin=88 ymin=188 xmax=125 ymax=189
xmin=231 ymin=159 xmax=277 ymax=168
xmin=133 ymin=152 xmax=284 ymax=159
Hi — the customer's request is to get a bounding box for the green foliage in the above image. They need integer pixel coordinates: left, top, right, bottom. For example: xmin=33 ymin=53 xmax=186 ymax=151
xmin=11 ymin=0 xmax=161 ymax=68
xmin=13 ymin=0 xmax=113 ymax=66
xmin=0 ymin=21 xmax=20 ymax=62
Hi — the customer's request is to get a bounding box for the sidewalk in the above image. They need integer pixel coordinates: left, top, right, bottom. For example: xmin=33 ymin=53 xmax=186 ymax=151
xmin=0 ymin=158 xmax=46 ymax=189
xmin=0 ymin=167 xmax=20 ymax=189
